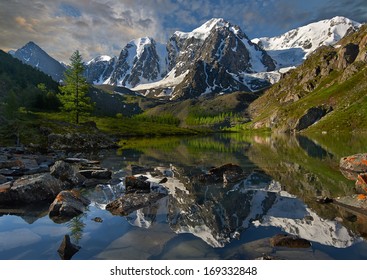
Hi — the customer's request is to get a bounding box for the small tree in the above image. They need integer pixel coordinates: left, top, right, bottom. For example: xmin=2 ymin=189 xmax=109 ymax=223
xmin=59 ymin=50 xmax=93 ymax=124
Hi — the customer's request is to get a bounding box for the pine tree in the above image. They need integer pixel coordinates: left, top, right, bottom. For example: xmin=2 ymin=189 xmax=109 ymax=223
xmin=59 ymin=50 xmax=93 ymax=124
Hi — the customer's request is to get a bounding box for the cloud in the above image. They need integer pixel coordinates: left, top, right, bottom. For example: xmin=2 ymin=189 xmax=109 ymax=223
xmin=0 ymin=0 xmax=364 ymax=63
xmin=14 ymin=16 xmax=37 ymax=32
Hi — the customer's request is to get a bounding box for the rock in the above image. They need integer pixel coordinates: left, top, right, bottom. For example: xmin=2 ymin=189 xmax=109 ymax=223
xmin=49 ymin=190 xmax=90 ymax=223
xmin=92 ymin=217 xmax=103 ymax=223
xmin=0 ymin=174 xmax=7 ymax=184
xmin=356 ymin=173 xmax=367 ymax=194
xmin=64 ymin=158 xmax=100 ymax=165
xmin=48 ymin=132 xmax=117 ymax=151
xmin=129 ymin=165 xmax=154 ymax=175
xmin=106 ymin=192 xmax=167 ymax=216
xmin=270 ymin=234 xmax=311 ymax=248
xmin=316 ymin=196 xmax=333 ymax=204
xmin=0 ymin=173 xmax=64 ymax=205
xmin=50 ymin=160 xmax=86 ymax=186
xmin=340 ymin=154 xmax=367 ymax=173
xmin=334 ymin=194 xmax=367 ymax=213
xmin=58 ymin=234 xmax=81 ymax=260
xmin=79 ymin=169 xmax=112 ymax=180
xmin=193 ymin=163 xmax=245 ymax=185
xmin=125 ymin=176 xmax=151 ymax=194
xmin=159 ymin=177 xmax=168 ymax=184
xmin=0 ymin=160 xmax=24 ymax=169
xmin=294 ymin=106 xmax=332 ymax=131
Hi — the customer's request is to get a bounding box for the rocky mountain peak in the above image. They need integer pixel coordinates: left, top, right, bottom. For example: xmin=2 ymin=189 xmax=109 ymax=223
xmin=11 ymin=41 xmax=66 ymax=82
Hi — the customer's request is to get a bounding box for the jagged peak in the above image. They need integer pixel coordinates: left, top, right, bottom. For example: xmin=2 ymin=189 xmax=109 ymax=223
xmin=174 ymin=18 xmax=233 ymax=41
xmin=86 ymin=55 xmax=112 ymax=65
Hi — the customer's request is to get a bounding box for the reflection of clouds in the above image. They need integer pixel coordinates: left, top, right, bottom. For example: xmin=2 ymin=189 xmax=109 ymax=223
xmin=0 ymin=229 xmax=41 ymax=252
xmin=31 ymin=225 xmax=69 ymax=237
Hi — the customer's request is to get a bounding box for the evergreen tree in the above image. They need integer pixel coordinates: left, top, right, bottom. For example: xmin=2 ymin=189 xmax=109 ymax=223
xmin=59 ymin=50 xmax=93 ymax=124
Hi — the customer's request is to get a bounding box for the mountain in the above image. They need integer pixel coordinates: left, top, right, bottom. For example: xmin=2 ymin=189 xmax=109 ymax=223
xmin=248 ymin=24 xmax=367 ymax=134
xmin=85 ymin=37 xmax=168 ymax=87
xmin=84 ymin=55 xmax=116 ymax=84
xmin=252 ymin=16 xmax=361 ymax=70
xmin=11 ymin=41 xmax=66 ymax=82
xmin=132 ymin=18 xmax=276 ymax=99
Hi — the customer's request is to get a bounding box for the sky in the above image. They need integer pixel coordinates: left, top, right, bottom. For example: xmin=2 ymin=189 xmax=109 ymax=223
xmin=0 ymin=0 xmax=366 ymax=63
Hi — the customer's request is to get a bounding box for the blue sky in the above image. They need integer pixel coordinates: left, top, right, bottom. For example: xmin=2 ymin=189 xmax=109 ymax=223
xmin=0 ymin=0 xmax=366 ymax=62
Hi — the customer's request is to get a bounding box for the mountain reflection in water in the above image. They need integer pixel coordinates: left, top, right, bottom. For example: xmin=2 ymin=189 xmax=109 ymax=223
xmin=1 ymin=133 xmax=367 ymax=259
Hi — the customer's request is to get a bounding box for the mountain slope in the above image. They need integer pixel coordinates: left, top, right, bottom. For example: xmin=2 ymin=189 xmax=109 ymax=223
xmin=253 ymin=16 xmax=361 ymax=69
xmin=11 ymin=41 xmax=66 ymax=82
xmin=248 ymin=24 xmax=367 ymax=134
xmin=100 ymin=37 xmax=168 ymax=87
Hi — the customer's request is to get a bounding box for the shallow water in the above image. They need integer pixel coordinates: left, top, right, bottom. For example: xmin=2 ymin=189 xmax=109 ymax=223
xmin=1 ymin=133 xmax=367 ymax=260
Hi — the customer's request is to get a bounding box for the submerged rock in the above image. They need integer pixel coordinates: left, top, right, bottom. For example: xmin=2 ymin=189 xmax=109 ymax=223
xmin=58 ymin=234 xmax=81 ymax=260
xmin=49 ymin=190 xmax=90 ymax=223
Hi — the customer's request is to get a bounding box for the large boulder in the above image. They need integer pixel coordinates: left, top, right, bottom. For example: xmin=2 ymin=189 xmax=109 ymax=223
xmin=294 ymin=106 xmax=332 ymax=131
xmin=50 ymin=160 xmax=86 ymax=186
xmin=49 ymin=190 xmax=90 ymax=223
xmin=340 ymin=153 xmax=367 ymax=173
xmin=0 ymin=173 xmax=64 ymax=205
xmin=106 ymin=192 xmax=167 ymax=216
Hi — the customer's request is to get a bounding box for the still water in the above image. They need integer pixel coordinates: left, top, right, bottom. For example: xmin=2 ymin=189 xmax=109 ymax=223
xmin=1 ymin=133 xmax=367 ymax=260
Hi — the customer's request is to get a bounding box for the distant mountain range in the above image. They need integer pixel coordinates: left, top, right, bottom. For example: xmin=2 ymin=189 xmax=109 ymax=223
xmin=9 ymin=16 xmax=361 ymax=100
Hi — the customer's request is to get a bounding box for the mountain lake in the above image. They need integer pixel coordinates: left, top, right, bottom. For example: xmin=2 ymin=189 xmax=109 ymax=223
xmin=1 ymin=133 xmax=367 ymax=260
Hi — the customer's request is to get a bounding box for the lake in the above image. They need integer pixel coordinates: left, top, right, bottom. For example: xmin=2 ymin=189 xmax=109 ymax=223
xmin=1 ymin=133 xmax=367 ymax=260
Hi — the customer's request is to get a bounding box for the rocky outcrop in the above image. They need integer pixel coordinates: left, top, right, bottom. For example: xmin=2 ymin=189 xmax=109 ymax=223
xmin=0 ymin=157 xmax=112 ymax=206
xmin=57 ymin=234 xmax=80 ymax=260
xmin=0 ymin=173 xmax=64 ymax=205
xmin=48 ymin=132 xmax=117 ymax=151
xmin=50 ymin=160 xmax=86 ymax=186
xmin=340 ymin=153 xmax=367 ymax=173
xmin=49 ymin=190 xmax=90 ymax=223
xmin=294 ymin=106 xmax=332 ymax=131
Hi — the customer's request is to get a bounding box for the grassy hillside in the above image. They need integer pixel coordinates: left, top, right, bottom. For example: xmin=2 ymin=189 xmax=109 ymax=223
xmin=247 ymin=25 xmax=367 ymax=134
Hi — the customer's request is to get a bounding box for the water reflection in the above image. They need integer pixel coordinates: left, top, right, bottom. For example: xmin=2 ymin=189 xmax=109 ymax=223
xmin=1 ymin=133 xmax=367 ymax=259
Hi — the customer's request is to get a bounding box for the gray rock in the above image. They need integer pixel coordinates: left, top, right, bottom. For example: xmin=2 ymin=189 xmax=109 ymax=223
xmin=294 ymin=106 xmax=332 ymax=131
xmin=0 ymin=173 xmax=64 ymax=205
xmin=50 ymin=160 xmax=86 ymax=186
xmin=49 ymin=190 xmax=90 ymax=223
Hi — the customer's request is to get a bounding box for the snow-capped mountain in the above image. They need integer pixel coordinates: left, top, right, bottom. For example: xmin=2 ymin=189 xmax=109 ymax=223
xmin=252 ymin=16 xmax=361 ymax=69
xmin=131 ymin=18 xmax=276 ymax=99
xmin=84 ymin=55 xmax=116 ymax=84
xmin=102 ymin=37 xmax=168 ymax=87
xmin=11 ymin=41 xmax=66 ymax=82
